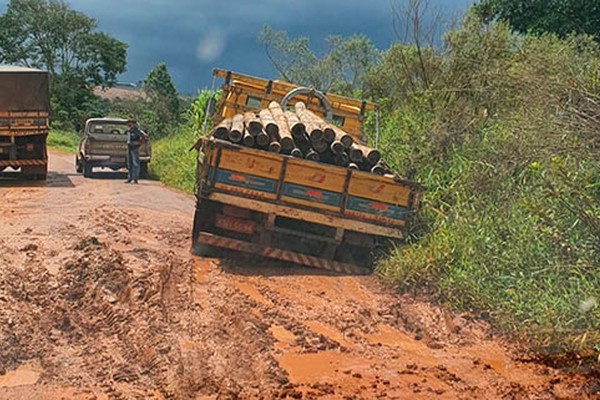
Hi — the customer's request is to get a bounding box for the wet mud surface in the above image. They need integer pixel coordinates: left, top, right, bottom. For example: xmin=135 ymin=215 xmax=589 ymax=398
xmin=0 ymin=150 xmax=597 ymax=399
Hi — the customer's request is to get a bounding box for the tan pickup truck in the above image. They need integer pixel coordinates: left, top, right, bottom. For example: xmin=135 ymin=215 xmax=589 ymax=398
xmin=76 ymin=117 xmax=151 ymax=178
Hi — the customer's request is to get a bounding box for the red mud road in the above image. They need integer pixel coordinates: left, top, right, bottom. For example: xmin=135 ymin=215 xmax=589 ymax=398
xmin=0 ymin=149 xmax=596 ymax=399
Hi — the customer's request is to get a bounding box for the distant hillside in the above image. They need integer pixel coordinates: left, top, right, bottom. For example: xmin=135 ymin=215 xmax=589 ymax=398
xmin=93 ymin=84 xmax=147 ymax=101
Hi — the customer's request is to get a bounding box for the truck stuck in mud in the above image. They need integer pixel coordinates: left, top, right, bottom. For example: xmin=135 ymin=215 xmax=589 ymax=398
xmin=191 ymin=69 xmax=423 ymax=274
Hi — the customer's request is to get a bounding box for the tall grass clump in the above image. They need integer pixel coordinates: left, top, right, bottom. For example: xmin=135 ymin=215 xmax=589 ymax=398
xmin=148 ymin=90 xmax=216 ymax=193
xmin=371 ymin=11 xmax=600 ymax=355
xmin=148 ymin=126 xmax=198 ymax=193
xmin=47 ymin=130 xmax=80 ymax=153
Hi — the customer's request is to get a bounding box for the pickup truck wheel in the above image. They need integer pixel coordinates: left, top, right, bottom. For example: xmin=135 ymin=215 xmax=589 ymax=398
xmin=83 ymin=162 xmax=93 ymax=178
xmin=76 ymin=156 xmax=83 ymax=173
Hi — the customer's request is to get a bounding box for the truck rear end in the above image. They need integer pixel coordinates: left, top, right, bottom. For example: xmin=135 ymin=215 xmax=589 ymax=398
xmin=76 ymin=118 xmax=151 ymax=177
xmin=0 ymin=66 xmax=50 ymax=180
xmin=192 ymin=69 xmax=421 ymax=274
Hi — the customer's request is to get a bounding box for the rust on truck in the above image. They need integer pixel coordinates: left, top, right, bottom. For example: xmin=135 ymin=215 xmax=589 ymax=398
xmin=0 ymin=66 xmax=50 ymax=180
xmin=192 ymin=69 xmax=422 ymax=274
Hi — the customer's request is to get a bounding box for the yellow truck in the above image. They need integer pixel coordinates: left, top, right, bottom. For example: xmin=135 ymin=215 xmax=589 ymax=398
xmin=191 ymin=69 xmax=422 ymax=274
xmin=0 ymin=66 xmax=50 ymax=180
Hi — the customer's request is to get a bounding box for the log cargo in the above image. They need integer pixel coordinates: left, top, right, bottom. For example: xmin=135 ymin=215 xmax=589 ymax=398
xmin=229 ymin=114 xmax=244 ymax=143
xmin=243 ymin=111 xmax=263 ymax=136
xmin=208 ymin=102 xmax=391 ymax=176
xmin=295 ymin=102 xmax=324 ymax=143
xmin=268 ymin=102 xmax=294 ymax=152
xmin=349 ymin=143 xmax=381 ymax=165
xmin=212 ymin=118 xmax=231 ymax=140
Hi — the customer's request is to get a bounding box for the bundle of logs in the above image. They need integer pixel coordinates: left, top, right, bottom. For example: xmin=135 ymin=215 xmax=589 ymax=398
xmin=209 ymin=101 xmax=392 ymax=175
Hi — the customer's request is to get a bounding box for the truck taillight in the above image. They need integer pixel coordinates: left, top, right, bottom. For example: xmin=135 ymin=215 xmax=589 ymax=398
xmin=26 ymin=143 xmax=34 ymax=152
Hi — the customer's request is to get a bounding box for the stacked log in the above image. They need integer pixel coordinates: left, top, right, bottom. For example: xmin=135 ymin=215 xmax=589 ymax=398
xmin=208 ymin=101 xmax=393 ymax=176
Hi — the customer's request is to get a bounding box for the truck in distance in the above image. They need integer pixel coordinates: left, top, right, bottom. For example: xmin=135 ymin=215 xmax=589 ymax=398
xmin=76 ymin=117 xmax=151 ymax=178
xmin=0 ymin=66 xmax=50 ymax=180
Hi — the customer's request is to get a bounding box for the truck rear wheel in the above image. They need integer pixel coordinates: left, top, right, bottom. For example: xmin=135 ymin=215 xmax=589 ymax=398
xmin=22 ymin=165 xmax=47 ymax=180
xmin=76 ymin=156 xmax=83 ymax=173
xmin=191 ymin=199 xmax=221 ymax=257
xmin=83 ymin=162 xmax=93 ymax=178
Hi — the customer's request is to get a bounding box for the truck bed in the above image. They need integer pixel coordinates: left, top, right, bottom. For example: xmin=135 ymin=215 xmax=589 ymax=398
xmin=201 ymin=139 xmax=419 ymax=233
xmin=193 ymin=138 xmax=421 ymax=274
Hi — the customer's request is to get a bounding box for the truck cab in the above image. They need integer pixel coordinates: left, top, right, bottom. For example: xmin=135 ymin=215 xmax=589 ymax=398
xmin=76 ymin=117 xmax=151 ymax=178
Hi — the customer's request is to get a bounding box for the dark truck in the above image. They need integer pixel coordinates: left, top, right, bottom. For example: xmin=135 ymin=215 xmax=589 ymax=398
xmin=76 ymin=117 xmax=151 ymax=178
xmin=0 ymin=66 xmax=50 ymax=180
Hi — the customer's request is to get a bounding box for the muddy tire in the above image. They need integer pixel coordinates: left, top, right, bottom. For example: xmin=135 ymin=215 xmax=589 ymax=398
xmin=76 ymin=156 xmax=83 ymax=173
xmin=83 ymin=162 xmax=92 ymax=178
xmin=22 ymin=165 xmax=48 ymax=181
xmin=191 ymin=202 xmax=221 ymax=257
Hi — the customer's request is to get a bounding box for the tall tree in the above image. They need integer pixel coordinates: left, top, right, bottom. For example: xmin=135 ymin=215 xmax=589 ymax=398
xmin=474 ymin=0 xmax=600 ymax=40
xmin=258 ymin=25 xmax=379 ymax=96
xmin=0 ymin=0 xmax=127 ymax=128
xmin=143 ymin=63 xmax=180 ymax=136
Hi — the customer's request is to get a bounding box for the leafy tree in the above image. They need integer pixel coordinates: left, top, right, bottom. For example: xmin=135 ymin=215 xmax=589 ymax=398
xmin=258 ymin=25 xmax=379 ymax=96
xmin=474 ymin=0 xmax=600 ymax=40
xmin=0 ymin=0 xmax=127 ymax=128
xmin=142 ymin=63 xmax=180 ymax=137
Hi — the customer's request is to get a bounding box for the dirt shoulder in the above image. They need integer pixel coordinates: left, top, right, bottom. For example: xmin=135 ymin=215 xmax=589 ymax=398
xmin=0 ymin=150 xmax=596 ymax=399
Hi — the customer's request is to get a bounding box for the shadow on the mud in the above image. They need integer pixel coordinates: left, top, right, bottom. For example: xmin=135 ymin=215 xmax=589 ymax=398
xmin=86 ymin=170 xmax=156 ymax=182
xmin=0 ymin=171 xmax=75 ymax=188
xmin=218 ymin=253 xmax=369 ymax=277
xmin=86 ymin=170 xmax=128 ymax=180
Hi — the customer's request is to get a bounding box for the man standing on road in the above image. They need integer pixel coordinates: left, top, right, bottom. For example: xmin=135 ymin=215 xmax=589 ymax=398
xmin=125 ymin=119 xmax=147 ymax=184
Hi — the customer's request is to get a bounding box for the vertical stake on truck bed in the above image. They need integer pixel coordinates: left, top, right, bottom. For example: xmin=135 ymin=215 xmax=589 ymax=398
xmin=276 ymin=157 xmax=288 ymax=201
xmin=375 ymin=104 xmax=380 ymax=150
xmin=340 ymin=169 xmax=353 ymax=214
xmin=259 ymin=213 xmax=276 ymax=245
xmin=201 ymin=74 xmax=218 ymax=136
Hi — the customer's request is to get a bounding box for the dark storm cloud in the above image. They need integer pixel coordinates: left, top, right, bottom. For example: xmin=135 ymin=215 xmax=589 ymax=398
xmin=0 ymin=0 xmax=472 ymax=93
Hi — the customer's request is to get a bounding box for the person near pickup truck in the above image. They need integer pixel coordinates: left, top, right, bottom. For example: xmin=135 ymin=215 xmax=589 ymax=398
xmin=125 ymin=119 xmax=147 ymax=183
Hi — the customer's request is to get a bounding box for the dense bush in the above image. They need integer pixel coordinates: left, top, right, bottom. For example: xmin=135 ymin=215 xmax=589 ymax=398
xmin=373 ymin=12 xmax=600 ymax=354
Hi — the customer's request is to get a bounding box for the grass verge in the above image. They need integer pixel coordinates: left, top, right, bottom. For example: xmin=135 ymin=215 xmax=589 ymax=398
xmin=147 ymin=126 xmax=198 ymax=193
xmin=47 ymin=130 xmax=80 ymax=153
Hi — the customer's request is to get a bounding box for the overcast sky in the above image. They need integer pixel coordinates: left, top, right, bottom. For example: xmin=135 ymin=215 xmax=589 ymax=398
xmin=0 ymin=0 xmax=473 ymax=93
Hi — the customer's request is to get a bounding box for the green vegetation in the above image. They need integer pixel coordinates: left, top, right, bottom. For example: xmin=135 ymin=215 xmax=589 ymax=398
xmin=144 ymin=89 xmax=215 ymax=193
xmin=143 ymin=63 xmax=181 ymax=137
xmin=474 ymin=0 xmax=600 ymax=41
xmin=258 ymin=25 xmax=379 ymax=96
xmin=147 ymin=126 xmax=198 ymax=193
xmin=0 ymin=0 xmax=127 ymax=129
xmin=370 ymin=12 xmax=600 ymax=354
xmin=47 ymin=130 xmax=80 ymax=153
